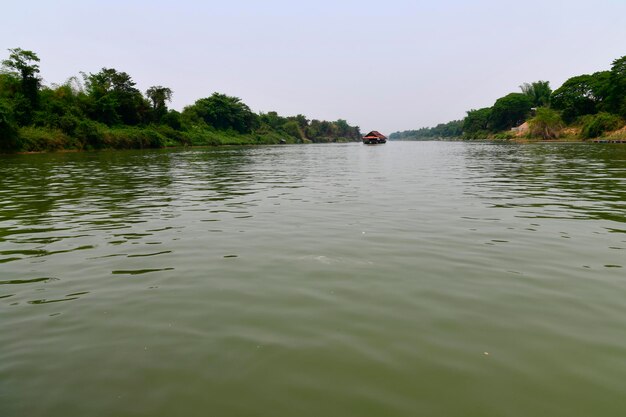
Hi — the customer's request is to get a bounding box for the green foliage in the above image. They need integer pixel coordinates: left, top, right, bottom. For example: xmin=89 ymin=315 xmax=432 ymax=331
xmin=2 ymin=48 xmax=40 ymax=79
xmin=0 ymin=99 xmax=20 ymax=151
xmin=259 ymin=111 xmax=287 ymax=130
xmin=102 ymin=127 xmax=166 ymax=149
xmin=303 ymin=119 xmax=360 ymax=142
xmin=492 ymin=131 xmax=515 ymax=140
xmin=463 ymin=108 xmax=492 ymax=139
xmin=520 ymin=80 xmax=552 ymax=107
xmin=580 ymin=112 xmax=624 ymax=139
xmin=489 ymin=93 xmax=533 ymax=131
xmin=390 ymin=120 xmax=463 ymax=140
xmin=161 ymin=109 xmax=183 ymax=130
xmin=184 ymin=93 xmax=258 ymax=133
xmin=1 ymin=48 xmax=41 ymax=124
xmin=282 ymin=120 xmax=301 ymax=139
xmin=0 ymin=73 xmax=20 ymax=98
xmin=527 ymin=107 xmax=564 ymax=139
xmin=385 ymin=54 xmax=626 ymax=142
xmin=551 ymin=72 xmax=610 ymax=123
xmin=34 ymin=83 xmax=87 ymax=135
xmin=0 ymin=48 xmax=361 ymax=153
xmin=153 ymin=124 xmax=190 ymax=146
xmin=146 ymin=86 xmax=173 ymax=122
xmin=74 ymin=119 xmax=108 ymax=149
xmin=85 ymin=68 xmax=148 ymax=126
xmin=289 ymin=114 xmax=309 ymax=129
xmin=18 ymin=126 xmax=71 ymax=151
xmin=606 ymin=56 xmax=626 ymax=118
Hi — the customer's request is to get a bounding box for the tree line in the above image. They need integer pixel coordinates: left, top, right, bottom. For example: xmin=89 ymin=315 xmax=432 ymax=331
xmin=0 ymin=48 xmax=361 ymax=152
xmin=390 ymin=55 xmax=626 ymax=141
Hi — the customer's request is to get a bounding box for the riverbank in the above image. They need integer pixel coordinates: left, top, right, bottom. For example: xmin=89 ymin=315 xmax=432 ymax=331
xmin=1 ymin=49 xmax=362 ymax=154
xmin=2 ymin=123 xmax=359 ymax=155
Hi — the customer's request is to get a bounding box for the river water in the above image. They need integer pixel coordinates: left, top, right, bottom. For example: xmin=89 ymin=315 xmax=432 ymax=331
xmin=1 ymin=142 xmax=625 ymax=417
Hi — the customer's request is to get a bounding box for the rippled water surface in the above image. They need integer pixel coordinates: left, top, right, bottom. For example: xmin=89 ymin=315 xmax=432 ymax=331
xmin=1 ymin=142 xmax=626 ymax=417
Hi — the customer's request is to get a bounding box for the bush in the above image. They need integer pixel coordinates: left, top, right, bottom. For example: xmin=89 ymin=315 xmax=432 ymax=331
xmin=0 ymin=99 xmax=21 ymax=152
xmin=18 ymin=126 xmax=71 ymax=151
xmin=185 ymin=126 xmax=222 ymax=146
xmin=282 ymin=120 xmax=301 ymax=140
xmin=154 ymin=124 xmax=190 ymax=146
xmin=581 ymin=112 xmax=624 ymax=139
xmin=74 ymin=119 xmax=107 ymax=149
xmin=103 ymin=127 xmax=166 ymax=149
xmin=492 ymin=132 xmax=515 ymax=140
xmin=528 ymin=107 xmax=564 ymax=139
xmin=463 ymin=130 xmax=490 ymax=140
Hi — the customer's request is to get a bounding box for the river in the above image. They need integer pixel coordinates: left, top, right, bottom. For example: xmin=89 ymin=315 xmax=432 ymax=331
xmin=1 ymin=142 xmax=625 ymax=416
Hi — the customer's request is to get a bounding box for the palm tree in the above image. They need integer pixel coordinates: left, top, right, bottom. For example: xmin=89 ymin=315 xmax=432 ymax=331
xmin=520 ymin=81 xmax=552 ymax=107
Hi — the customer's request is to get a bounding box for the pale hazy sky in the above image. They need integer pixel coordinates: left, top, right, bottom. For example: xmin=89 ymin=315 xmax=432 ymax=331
xmin=2 ymin=0 xmax=626 ymax=134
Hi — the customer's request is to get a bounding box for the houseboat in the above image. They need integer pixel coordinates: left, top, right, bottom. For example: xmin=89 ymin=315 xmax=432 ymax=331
xmin=362 ymin=131 xmax=387 ymax=144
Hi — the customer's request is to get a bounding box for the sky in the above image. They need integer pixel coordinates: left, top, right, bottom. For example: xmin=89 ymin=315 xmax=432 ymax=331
xmin=2 ymin=0 xmax=626 ymax=134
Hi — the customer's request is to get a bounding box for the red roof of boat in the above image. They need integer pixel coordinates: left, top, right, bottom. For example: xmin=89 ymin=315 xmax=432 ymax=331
xmin=363 ymin=131 xmax=387 ymax=139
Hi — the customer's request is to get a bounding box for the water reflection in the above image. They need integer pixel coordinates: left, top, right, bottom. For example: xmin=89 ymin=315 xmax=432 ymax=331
xmin=2 ymin=143 xmax=626 ymax=417
xmin=0 ymin=146 xmax=314 ymax=306
xmin=463 ymin=143 xmax=626 ymax=223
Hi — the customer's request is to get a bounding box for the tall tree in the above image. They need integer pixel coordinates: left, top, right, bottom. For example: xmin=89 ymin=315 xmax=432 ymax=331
xmin=1 ymin=48 xmax=41 ymax=124
xmin=520 ymin=80 xmax=552 ymax=107
xmin=184 ymin=93 xmax=258 ymax=133
xmin=84 ymin=68 xmax=147 ymax=125
xmin=463 ymin=107 xmax=492 ymax=138
xmin=489 ymin=93 xmax=533 ymax=131
xmin=606 ymin=55 xmax=626 ymax=117
xmin=551 ymin=72 xmax=610 ymax=123
xmin=146 ymin=86 xmax=173 ymax=122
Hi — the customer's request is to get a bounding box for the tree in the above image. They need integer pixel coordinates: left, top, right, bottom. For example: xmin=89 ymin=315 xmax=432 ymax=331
xmin=84 ymin=68 xmax=148 ymax=125
xmin=520 ymin=80 xmax=552 ymax=107
xmin=282 ymin=120 xmax=301 ymax=139
xmin=463 ymin=107 xmax=492 ymax=138
xmin=1 ymin=48 xmax=41 ymax=124
xmin=551 ymin=72 xmax=610 ymax=123
xmin=606 ymin=55 xmax=626 ymax=117
xmin=288 ymin=114 xmax=309 ymax=129
xmin=161 ymin=109 xmax=183 ymax=130
xmin=184 ymin=93 xmax=258 ymax=133
xmin=259 ymin=111 xmax=286 ymax=130
xmin=489 ymin=93 xmax=533 ymax=131
xmin=334 ymin=119 xmax=350 ymax=138
xmin=33 ymin=80 xmax=89 ymax=135
xmin=146 ymin=86 xmax=173 ymax=122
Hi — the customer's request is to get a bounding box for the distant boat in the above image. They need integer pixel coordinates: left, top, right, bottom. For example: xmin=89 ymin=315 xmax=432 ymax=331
xmin=362 ymin=131 xmax=387 ymax=144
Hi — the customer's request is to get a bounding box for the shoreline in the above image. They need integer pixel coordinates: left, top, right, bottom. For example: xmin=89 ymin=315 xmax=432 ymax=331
xmin=5 ymin=139 xmax=625 ymax=156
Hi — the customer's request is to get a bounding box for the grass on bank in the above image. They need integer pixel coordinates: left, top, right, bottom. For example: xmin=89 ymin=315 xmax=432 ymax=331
xmin=10 ymin=124 xmax=307 ymax=153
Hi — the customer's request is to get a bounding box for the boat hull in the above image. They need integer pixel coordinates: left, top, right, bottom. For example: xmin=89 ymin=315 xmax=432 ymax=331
xmin=362 ymin=139 xmax=386 ymax=144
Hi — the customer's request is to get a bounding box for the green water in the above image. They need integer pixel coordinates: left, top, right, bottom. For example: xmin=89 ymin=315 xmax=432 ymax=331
xmin=1 ymin=142 xmax=625 ymax=417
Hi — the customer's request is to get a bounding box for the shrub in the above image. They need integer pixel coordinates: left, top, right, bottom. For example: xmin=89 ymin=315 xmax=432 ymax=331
xmin=492 ymin=131 xmax=515 ymax=140
xmin=74 ymin=119 xmax=107 ymax=149
xmin=0 ymin=99 xmax=21 ymax=152
xmin=18 ymin=126 xmax=71 ymax=151
xmin=154 ymin=124 xmax=191 ymax=146
xmin=103 ymin=127 xmax=166 ymax=149
xmin=528 ymin=107 xmax=564 ymax=139
xmin=581 ymin=112 xmax=624 ymax=139
xmin=282 ymin=120 xmax=301 ymax=140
